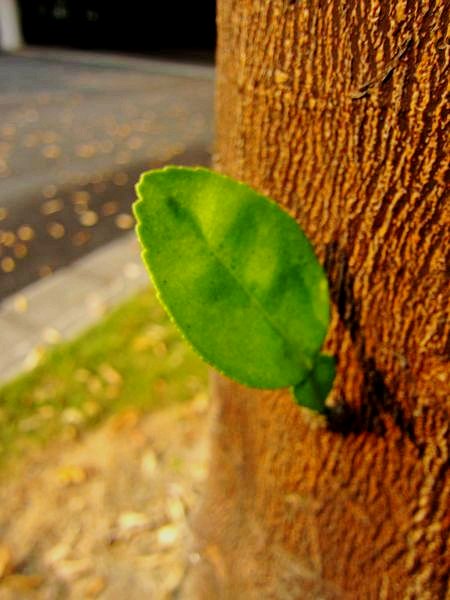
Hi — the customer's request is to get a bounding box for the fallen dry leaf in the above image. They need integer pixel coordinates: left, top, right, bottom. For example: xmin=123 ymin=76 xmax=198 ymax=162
xmin=56 ymin=465 xmax=88 ymax=485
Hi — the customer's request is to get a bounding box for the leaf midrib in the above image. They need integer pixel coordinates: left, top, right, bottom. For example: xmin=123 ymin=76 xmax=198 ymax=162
xmin=171 ymin=197 xmax=308 ymax=372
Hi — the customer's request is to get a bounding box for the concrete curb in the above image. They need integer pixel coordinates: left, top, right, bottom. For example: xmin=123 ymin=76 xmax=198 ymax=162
xmin=0 ymin=233 xmax=149 ymax=383
xmin=14 ymin=47 xmax=216 ymax=81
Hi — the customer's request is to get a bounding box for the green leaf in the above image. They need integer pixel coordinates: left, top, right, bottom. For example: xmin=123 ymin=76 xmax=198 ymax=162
xmin=292 ymin=354 xmax=336 ymax=413
xmin=134 ymin=166 xmax=330 ymax=390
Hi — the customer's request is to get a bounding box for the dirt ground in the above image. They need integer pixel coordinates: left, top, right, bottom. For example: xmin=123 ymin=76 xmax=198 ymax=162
xmin=0 ymin=395 xmax=210 ymax=599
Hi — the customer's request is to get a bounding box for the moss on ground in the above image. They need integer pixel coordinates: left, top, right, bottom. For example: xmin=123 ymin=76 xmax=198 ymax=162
xmin=0 ymin=287 xmax=208 ymax=467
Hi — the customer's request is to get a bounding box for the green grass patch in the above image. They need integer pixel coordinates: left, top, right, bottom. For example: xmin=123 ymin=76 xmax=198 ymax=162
xmin=0 ymin=287 xmax=208 ymax=467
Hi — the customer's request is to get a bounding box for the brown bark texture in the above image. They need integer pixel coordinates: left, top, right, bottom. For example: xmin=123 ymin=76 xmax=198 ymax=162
xmin=187 ymin=1 xmax=450 ymax=599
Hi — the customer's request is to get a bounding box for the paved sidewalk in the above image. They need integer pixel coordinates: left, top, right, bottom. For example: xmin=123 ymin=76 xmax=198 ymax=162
xmin=0 ymin=233 xmax=149 ymax=383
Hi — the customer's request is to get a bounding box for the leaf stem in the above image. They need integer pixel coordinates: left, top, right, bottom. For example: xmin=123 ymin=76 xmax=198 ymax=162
xmin=291 ymin=354 xmax=336 ymax=414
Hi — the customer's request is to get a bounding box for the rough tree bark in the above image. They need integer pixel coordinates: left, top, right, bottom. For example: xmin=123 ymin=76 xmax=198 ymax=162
xmin=186 ymin=1 xmax=449 ymax=599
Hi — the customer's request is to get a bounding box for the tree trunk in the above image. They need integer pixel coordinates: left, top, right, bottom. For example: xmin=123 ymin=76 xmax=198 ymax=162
xmin=186 ymin=1 xmax=450 ymax=598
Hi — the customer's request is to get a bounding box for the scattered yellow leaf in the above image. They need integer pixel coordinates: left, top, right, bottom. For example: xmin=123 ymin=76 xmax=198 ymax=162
xmin=115 ymin=213 xmax=134 ymax=230
xmin=56 ymin=465 xmax=88 ymax=485
xmin=72 ymin=190 xmax=90 ymax=205
xmin=79 ymin=210 xmax=98 ymax=227
xmin=41 ymin=198 xmax=63 ymax=215
xmin=17 ymin=225 xmax=35 ymax=241
xmin=1 ymin=257 xmax=15 ymax=272
xmin=47 ymin=222 xmax=65 ymax=239
xmin=1 ymin=231 xmax=16 ymax=246
xmin=101 ymin=200 xmax=119 ymax=216
xmin=13 ymin=243 xmax=27 ymax=258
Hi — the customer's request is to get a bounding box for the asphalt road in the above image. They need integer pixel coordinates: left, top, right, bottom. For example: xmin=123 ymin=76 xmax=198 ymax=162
xmin=0 ymin=50 xmax=214 ymax=300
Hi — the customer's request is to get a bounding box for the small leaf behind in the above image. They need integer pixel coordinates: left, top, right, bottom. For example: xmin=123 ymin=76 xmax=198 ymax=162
xmin=134 ymin=167 xmax=329 ymax=389
xmin=292 ymin=354 xmax=336 ymax=412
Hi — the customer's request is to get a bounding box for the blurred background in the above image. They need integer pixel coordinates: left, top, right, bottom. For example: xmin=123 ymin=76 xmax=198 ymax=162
xmin=0 ymin=1 xmax=215 ymax=597
xmin=17 ymin=1 xmax=215 ymax=60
